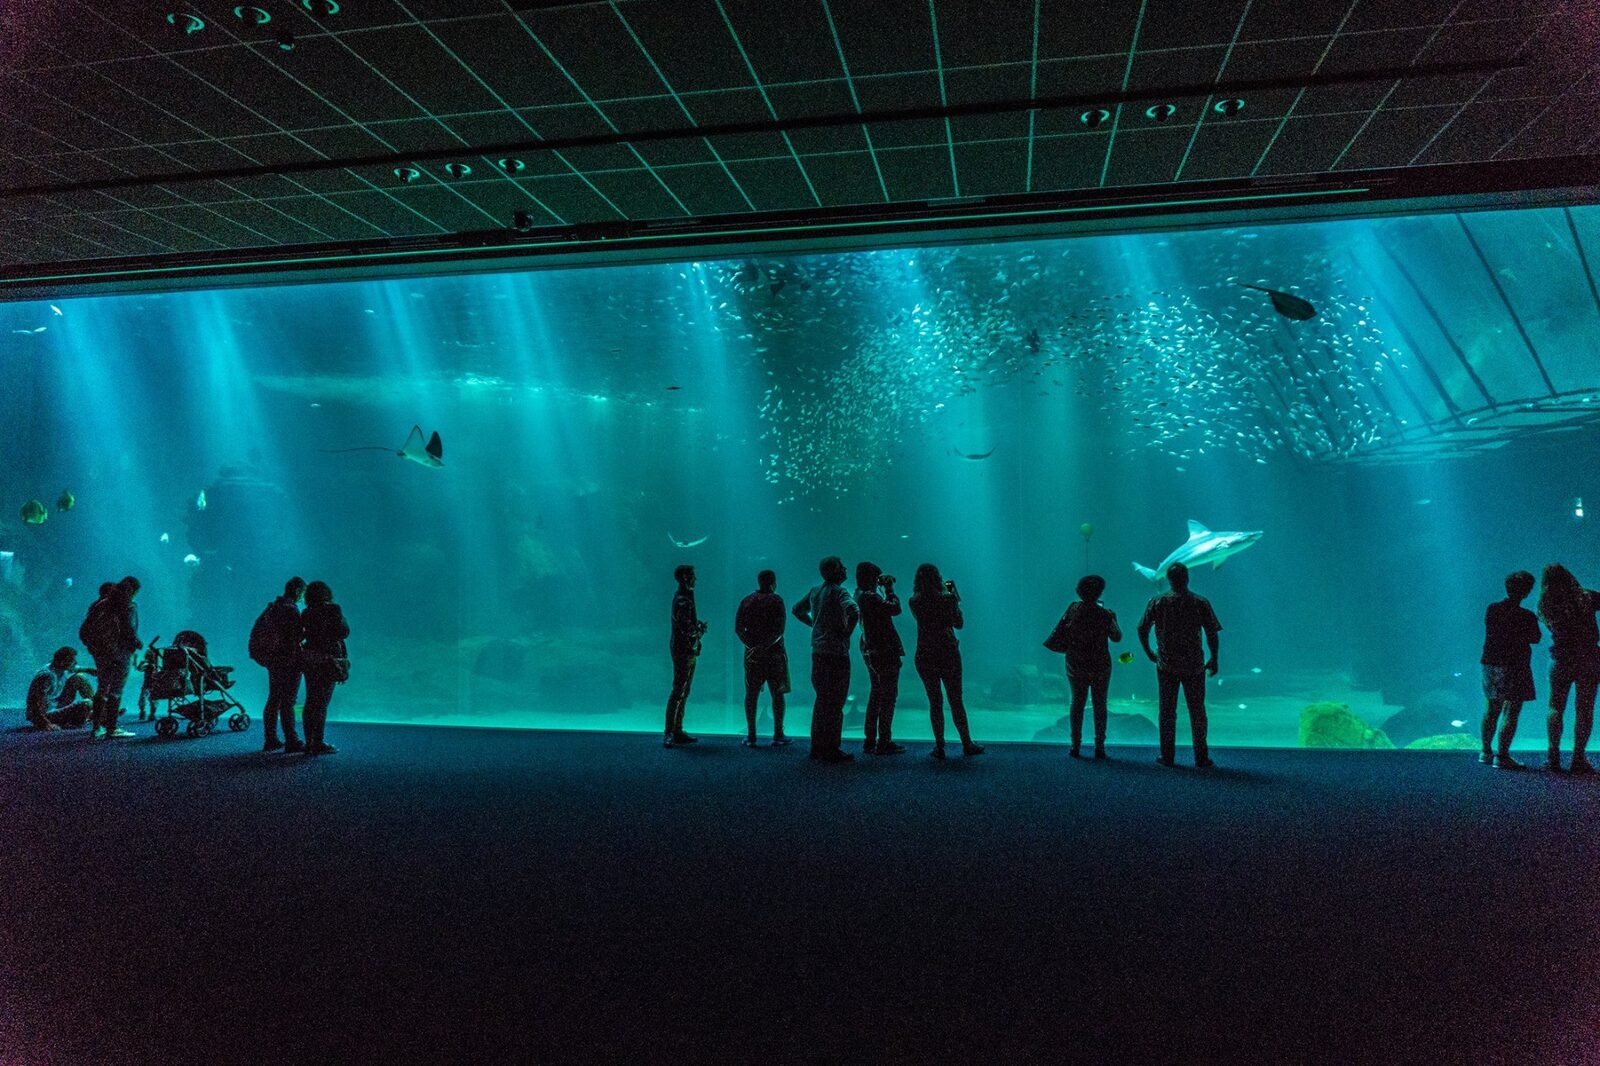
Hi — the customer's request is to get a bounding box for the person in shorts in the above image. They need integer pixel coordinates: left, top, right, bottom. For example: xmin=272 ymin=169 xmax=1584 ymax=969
xmin=734 ymin=569 xmax=790 ymax=747
xmin=1479 ymin=570 xmax=1540 ymax=770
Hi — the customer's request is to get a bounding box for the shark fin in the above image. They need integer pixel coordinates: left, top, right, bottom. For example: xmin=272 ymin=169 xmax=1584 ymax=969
xmin=1186 ymin=520 xmax=1211 ymax=539
xmin=1212 ymin=556 xmax=1226 ymax=568
xmin=1133 ymin=562 xmax=1162 ymax=584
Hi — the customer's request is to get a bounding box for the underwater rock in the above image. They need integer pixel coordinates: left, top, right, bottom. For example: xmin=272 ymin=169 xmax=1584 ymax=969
xmin=1405 ymin=733 xmax=1479 ymax=751
xmin=989 ymin=664 xmax=1066 ymax=705
xmin=538 ymin=662 xmax=626 ymax=714
xmin=1298 ymin=703 xmax=1395 ymax=749
xmin=472 ymin=639 xmax=529 ymax=683
xmin=1032 ymin=711 xmax=1156 ymax=744
xmin=1381 ymin=689 xmax=1469 ymax=748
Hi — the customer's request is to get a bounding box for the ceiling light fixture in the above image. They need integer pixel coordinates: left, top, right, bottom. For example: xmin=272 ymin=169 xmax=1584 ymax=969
xmin=1145 ymin=103 xmax=1177 ymax=122
xmin=1080 ymin=109 xmax=1111 ymax=128
xmin=165 ymin=12 xmax=205 ymax=34
xmin=233 ymin=5 xmax=271 ymax=25
xmin=512 ymin=210 xmax=536 ymax=232
xmin=276 ymin=31 xmax=296 ymax=51
xmin=1213 ymin=98 xmax=1245 ymax=116
xmin=393 ymin=166 xmax=422 ymax=184
xmin=444 ymin=162 xmax=472 ymax=179
xmin=498 ymin=157 xmax=526 ymax=173
xmin=301 ymin=0 xmax=340 ymax=14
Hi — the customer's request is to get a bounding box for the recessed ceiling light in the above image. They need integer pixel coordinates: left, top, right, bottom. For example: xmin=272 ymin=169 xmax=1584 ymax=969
xmin=233 ymin=5 xmax=271 ymax=25
xmin=165 ymin=12 xmax=205 ymax=34
xmin=1213 ymin=98 xmax=1245 ymax=116
xmin=394 ymin=166 xmax=422 ymax=184
xmin=1144 ymin=103 xmax=1177 ymax=122
xmin=498 ymin=157 xmax=526 ymax=173
xmin=444 ymin=162 xmax=473 ymax=179
xmin=301 ymin=0 xmax=339 ymax=14
xmin=1080 ymin=109 xmax=1111 ymax=128
xmin=276 ymin=31 xmax=296 ymax=51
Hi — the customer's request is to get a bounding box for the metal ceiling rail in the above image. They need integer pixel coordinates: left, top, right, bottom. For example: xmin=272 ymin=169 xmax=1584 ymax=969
xmin=0 ymin=56 xmax=1521 ymax=202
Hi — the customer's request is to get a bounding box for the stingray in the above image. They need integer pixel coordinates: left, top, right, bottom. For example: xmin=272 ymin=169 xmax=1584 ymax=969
xmin=1237 ymin=284 xmax=1316 ymax=321
xmin=323 ymin=424 xmax=443 ymax=468
xmin=668 ymin=532 xmax=708 ymax=549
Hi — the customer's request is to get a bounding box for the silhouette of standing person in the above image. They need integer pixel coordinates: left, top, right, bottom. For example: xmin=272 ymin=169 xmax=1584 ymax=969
xmin=792 ymin=556 xmax=859 ymax=763
xmin=1046 ymin=575 xmax=1123 ymax=758
xmin=1537 ymin=563 xmax=1600 ymax=773
xmin=299 ymin=580 xmax=348 ymax=756
xmin=664 ymin=564 xmax=706 ymax=749
xmin=856 ymin=561 xmax=905 ymax=755
xmin=1479 ymin=570 xmax=1540 ymax=770
xmin=735 ymin=569 xmax=791 ymax=747
xmin=252 ymin=576 xmax=307 ymax=753
xmin=80 ymin=576 xmax=142 ymax=739
xmin=1137 ymin=562 xmax=1221 ymax=769
xmin=909 ymin=564 xmax=984 ymax=760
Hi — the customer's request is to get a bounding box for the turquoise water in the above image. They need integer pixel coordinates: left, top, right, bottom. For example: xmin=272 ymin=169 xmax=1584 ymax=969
xmin=3 ymin=204 xmax=1599 ymax=748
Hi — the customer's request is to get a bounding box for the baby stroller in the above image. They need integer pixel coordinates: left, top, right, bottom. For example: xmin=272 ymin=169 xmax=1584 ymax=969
xmin=138 ymin=630 xmax=251 ymax=739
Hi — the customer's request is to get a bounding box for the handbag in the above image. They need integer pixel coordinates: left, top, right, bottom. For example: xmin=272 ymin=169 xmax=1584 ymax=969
xmin=1043 ymin=605 xmax=1076 ymax=654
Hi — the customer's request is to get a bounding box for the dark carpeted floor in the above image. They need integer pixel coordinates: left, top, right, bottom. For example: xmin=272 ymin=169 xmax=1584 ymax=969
xmin=3 ymin=723 xmax=1598 ymax=1065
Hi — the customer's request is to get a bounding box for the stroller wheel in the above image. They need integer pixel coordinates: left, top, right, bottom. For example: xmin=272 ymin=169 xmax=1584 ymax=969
xmin=228 ymin=711 xmax=249 ymax=732
xmin=185 ymin=721 xmax=202 ymax=738
xmin=156 ymin=717 xmax=178 ymax=739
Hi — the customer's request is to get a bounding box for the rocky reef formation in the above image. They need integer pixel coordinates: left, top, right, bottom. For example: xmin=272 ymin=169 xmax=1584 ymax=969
xmin=1298 ymin=702 xmax=1395 ymax=749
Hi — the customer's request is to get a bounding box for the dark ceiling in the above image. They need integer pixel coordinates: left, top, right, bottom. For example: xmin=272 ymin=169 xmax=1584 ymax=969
xmin=1 ymin=0 xmax=1597 ymax=290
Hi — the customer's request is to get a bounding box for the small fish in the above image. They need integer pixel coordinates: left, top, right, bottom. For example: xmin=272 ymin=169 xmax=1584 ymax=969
xmin=50 ymin=305 xmax=63 ymax=316
xmin=64 ymin=577 xmax=73 ymax=589
xmin=1413 ymin=498 xmax=1432 ymax=506
xmin=195 ymin=490 xmax=207 ymax=511
xmin=1250 ymin=667 xmax=1262 ymax=674
xmin=1117 ymin=651 xmax=1135 ymax=665
xmin=665 ymin=385 xmax=682 ymax=391
xmin=20 ymin=500 xmax=47 ymax=525
xmin=667 ymin=532 xmax=708 ymax=549
xmin=159 ymin=532 xmax=170 ymax=544
xmin=183 ymin=553 xmax=201 ymax=568
xmin=56 ymin=489 xmax=74 ymax=513
xmin=11 ymin=326 xmax=47 ymax=335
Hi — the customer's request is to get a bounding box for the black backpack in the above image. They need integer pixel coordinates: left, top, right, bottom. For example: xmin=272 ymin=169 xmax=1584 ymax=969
xmin=78 ymin=599 xmax=112 ymax=658
xmin=248 ymin=602 xmax=282 ymax=666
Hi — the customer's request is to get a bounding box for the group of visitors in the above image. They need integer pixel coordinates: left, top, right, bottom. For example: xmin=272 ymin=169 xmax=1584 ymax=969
xmin=1479 ymin=564 xmax=1600 ymax=772
xmin=22 ymin=575 xmax=350 ymax=757
xmin=665 ymin=556 xmax=1222 ymax=768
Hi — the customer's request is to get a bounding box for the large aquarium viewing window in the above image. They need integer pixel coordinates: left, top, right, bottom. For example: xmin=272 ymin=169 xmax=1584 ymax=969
xmin=4 ymin=203 xmax=1599 ymax=750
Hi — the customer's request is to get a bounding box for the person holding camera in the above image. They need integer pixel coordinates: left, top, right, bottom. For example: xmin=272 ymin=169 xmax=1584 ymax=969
xmin=735 ymin=569 xmax=791 ymax=747
xmin=665 ymin=564 xmax=707 ymax=748
xmin=793 ymin=556 xmax=860 ymax=763
xmin=855 ymin=561 xmax=905 ymax=755
xmin=909 ymin=564 xmax=984 ymax=759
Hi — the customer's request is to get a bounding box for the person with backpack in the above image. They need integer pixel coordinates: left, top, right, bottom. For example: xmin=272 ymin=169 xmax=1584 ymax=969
xmin=80 ymin=576 xmax=143 ymax=738
xmin=250 ymin=577 xmax=307 ymax=753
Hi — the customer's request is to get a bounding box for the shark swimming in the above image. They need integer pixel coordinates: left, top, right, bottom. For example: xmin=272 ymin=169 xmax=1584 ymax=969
xmin=1133 ymin=520 xmax=1263 ymax=584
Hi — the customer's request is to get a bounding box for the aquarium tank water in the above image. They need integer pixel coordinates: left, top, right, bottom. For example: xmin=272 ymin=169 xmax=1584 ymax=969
xmin=3 ymin=203 xmax=1598 ymax=750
